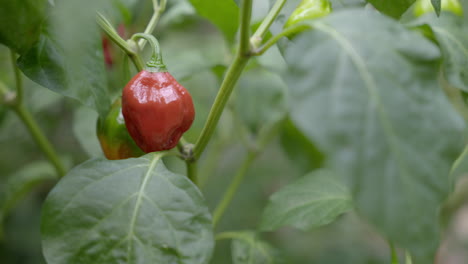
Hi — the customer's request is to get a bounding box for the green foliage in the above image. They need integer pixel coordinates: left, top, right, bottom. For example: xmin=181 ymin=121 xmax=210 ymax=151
xmin=41 ymin=153 xmax=213 ymax=264
xmin=188 ymin=0 xmax=239 ymax=42
xmin=0 ymin=0 xmax=47 ymax=54
xmin=16 ymin=0 xmax=137 ymax=117
xmin=412 ymin=14 xmax=468 ymax=91
xmin=2 ymin=0 xmax=468 ymax=264
xmin=229 ymin=231 xmax=281 ymax=264
xmin=260 ymin=169 xmax=352 ymax=231
xmin=366 ymin=0 xmax=417 ymax=18
xmin=0 ymin=161 xmax=56 ymax=237
xmin=281 ymin=9 xmax=465 ymax=263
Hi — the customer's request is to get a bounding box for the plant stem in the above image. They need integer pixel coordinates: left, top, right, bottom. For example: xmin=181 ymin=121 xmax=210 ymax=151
xmin=13 ymin=104 xmax=66 ymax=177
xmin=96 ymin=13 xmax=144 ymax=71
xmin=7 ymin=50 xmax=66 ymax=178
xmin=131 ymin=33 xmax=167 ymax=72
xmin=390 ymin=242 xmax=399 ymax=264
xmin=212 ymin=151 xmax=257 ymax=228
xmin=252 ymin=24 xmax=310 ymax=56
xmin=187 ymin=161 xmax=198 ymax=185
xmin=10 ymin=51 xmax=23 ymax=103
xmin=193 ymin=56 xmax=249 ymax=159
xmin=138 ymin=0 xmax=167 ymax=49
xmin=239 ymin=0 xmax=253 ymax=55
xmin=250 ymin=0 xmax=287 ymax=48
xmin=405 ymin=252 xmax=412 ymax=264
xmin=215 ymin=231 xmax=245 ymax=241
xmin=193 ymin=0 xmax=253 ymax=160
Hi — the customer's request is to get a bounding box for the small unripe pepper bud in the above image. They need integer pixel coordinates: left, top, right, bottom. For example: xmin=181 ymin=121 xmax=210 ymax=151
xmin=284 ymin=0 xmax=332 ymax=29
xmin=97 ymin=98 xmax=144 ymax=160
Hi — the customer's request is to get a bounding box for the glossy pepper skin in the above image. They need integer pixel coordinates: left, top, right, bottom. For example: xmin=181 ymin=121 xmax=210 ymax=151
xmin=414 ymin=0 xmax=463 ymax=16
xmin=284 ymin=0 xmax=332 ymax=28
xmin=122 ymin=70 xmax=195 ymax=153
xmin=97 ymin=98 xmax=144 ymax=160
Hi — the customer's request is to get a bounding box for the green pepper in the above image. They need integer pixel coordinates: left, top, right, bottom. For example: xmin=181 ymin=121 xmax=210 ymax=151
xmin=284 ymin=0 xmax=332 ymax=29
xmin=97 ymin=98 xmax=144 ymax=160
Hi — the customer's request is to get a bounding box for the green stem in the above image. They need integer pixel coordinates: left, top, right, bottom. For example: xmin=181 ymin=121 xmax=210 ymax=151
xmin=192 ymin=0 xmax=252 ymax=159
xmin=215 ymin=231 xmax=245 ymax=241
xmin=7 ymin=51 xmax=66 ymax=178
xmin=252 ymin=24 xmax=310 ymax=56
xmin=187 ymin=161 xmax=198 ymax=185
xmin=13 ymin=105 xmax=66 ymax=177
xmin=390 ymin=242 xmax=399 ymax=264
xmin=250 ymin=0 xmax=287 ymax=48
xmin=193 ymin=56 xmax=249 ymax=159
xmin=212 ymin=151 xmax=257 ymax=228
xmin=138 ymin=0 xmax=167 ymax=49
xmin=131 ymin=33 xmax=167 ymax=72
xmin=96 ymin=12 xmax=144 ymax=71
xmin=239 ymin=0 xmax=253 ymax=56
xmin=0 ymin=81 xmax=10 ymax=98
xmin=405 ymin=252 xmax=412 ymax=264
xmin=10 ymin=50 xmax=23 ymax=103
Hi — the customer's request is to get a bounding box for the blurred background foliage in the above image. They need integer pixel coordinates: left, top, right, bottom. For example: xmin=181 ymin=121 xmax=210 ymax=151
xmin=1 ymin=0 xmax=468 ymax=263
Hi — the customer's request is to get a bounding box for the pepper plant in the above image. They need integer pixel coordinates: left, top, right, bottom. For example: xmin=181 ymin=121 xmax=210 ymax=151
xmin=1 ymin=0 xmax=468 ymax=263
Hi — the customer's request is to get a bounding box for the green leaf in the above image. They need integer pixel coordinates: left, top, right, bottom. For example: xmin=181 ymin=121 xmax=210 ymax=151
xmin=16 ymin=0 xmax=134 ymax=117
xmin=416 ymin=14 xmax=468 ymax=91
xmin=366 ymin=0 xmax=416 ymax=18
xmin=0 ymin=0 xmax=47 ymax=54
xmin=281 ymin=10 xmax=465 ymax=263
xmin=235 ymin=67 xmax=289 ymax=138
xmin=260 ymin=169 xmax=352 ymax=231
xmin=0 ymin=161 xmax=56 ymax=230
xmin=188 ymin=0 xmax=239 ymax=42
xmin=41 ymin=153 xmax=214 ymax=264
xmin=230 ymin=231 xmax=279 ymax=264
xmin=431 ymin=0 xmax=442 ymax=16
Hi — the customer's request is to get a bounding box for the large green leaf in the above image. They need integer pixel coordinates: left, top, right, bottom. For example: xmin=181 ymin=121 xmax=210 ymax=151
xmin=414 ymin=14 xmax=468 ymax=92
xmin=230 ymin=231 xmax=280 ymax=264
xmin=281 ymin=9 xmax=465 ymax=263
xmin=260 ymin=169 xmax=352 ymax=231
xmin=41 ymin=153 xmax=214 ymax=264
xmin=366 ymin=0 xmax=416 ymax=18
xmin=0 ymin=0 xmax=47 ymax=54
xmin=188 ymin=0 xmax=239 ymax=42
xmin=17 ymin=0 xmax=132 ymax=117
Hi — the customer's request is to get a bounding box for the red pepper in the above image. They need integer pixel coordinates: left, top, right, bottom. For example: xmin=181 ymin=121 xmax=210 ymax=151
xmin=122 ymin=34 xmax=195 ymax=152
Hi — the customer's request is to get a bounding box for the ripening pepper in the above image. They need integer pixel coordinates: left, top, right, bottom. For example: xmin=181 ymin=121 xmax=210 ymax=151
xmin=284 ymin=0 xmax=332 ymax=28
xmin=413 ymin=0 xmax=463 ymax=16
xmin=97 ymin=98 xmax=145 ymax=160
xmin=122 ymin=34 xmax=195 ymax=153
